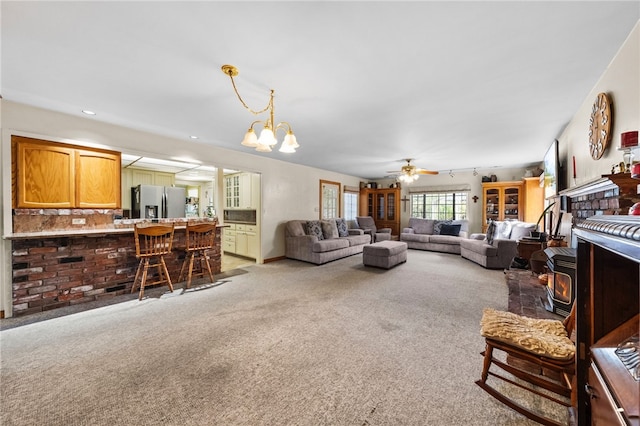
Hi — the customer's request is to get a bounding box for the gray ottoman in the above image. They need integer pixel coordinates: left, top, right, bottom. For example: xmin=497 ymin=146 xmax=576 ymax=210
xmin=363 ymin=241 xmax=408 ymax=269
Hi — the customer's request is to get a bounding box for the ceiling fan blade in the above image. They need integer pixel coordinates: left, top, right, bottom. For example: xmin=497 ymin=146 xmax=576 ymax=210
xmin=416 ymin=169 xmax=439 ymax=175
xmin=386 ymin=170 xmax=402 ymax=174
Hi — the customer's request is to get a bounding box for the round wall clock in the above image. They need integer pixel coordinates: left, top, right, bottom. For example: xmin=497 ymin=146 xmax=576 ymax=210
xmin=588 ymin=92 xmax=612 ymax=160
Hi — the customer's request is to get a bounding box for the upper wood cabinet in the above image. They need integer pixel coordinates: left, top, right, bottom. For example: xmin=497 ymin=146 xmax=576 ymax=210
xmin=14 ymin=138 xmax=76 ymax=208
xmin=13 ymin=136 xmax=121 ymax=209
xmin=75 ymin=148 xmax=121 ymax=208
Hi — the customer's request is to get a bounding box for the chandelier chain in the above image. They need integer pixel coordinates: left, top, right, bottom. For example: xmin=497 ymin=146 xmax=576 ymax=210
xmin=226 ymin=71 xmax=273 ymax=116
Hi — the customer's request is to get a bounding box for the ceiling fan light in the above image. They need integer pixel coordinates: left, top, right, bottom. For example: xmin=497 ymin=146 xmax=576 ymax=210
xmin=241 ymin=128 xmax=258 ymax=147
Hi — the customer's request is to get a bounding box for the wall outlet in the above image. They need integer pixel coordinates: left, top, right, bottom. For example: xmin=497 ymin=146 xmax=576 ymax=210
xmin=72 ymin=218 xmax=86 ymax=225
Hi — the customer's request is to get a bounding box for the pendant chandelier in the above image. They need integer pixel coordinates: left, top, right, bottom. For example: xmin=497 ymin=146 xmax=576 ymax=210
xmin=221 ymin=64 xmax=299 ymax=153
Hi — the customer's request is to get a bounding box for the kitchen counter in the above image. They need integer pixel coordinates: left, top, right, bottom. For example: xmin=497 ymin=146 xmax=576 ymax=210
xmin=8 ymin=220 xmax=224 ymax=316
xmin=4 ymin=218 xmax=223 ymax=240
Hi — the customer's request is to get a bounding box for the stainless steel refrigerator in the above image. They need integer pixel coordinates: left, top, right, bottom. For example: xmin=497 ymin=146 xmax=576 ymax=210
xmin=131 ymin=185 xmax=186 ymax=219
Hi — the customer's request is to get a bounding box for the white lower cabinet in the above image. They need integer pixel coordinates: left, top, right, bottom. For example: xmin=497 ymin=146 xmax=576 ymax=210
xmin=224 ymin=223 xmax=258 ymax=259
xmin=223 ymin=224 xmax=236 ymax=253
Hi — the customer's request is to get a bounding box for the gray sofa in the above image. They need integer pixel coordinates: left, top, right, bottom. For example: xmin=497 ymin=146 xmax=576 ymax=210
xmin=400 ymin=218 xmax=470 ymax=254
xmin=459 ymin=220 xmax=537 ymax=269
xmin=285 ymin=219 xmax=371 ymax=265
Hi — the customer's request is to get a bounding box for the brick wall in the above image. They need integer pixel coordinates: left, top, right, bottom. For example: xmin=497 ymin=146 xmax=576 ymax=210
xmin=568 ymin=173 xmax=639 ymax=220
xmin=11 ymin=228 xmax=222 ymax=316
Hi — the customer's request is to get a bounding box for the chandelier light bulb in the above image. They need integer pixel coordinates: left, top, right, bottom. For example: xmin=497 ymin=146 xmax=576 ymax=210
xmin=279 ymin=133 xmax=298 ymax=153
xmin=257 ymin=128 xmax=276 ymax=146
xmin=240 ymin=128 xmax=258 ymax=147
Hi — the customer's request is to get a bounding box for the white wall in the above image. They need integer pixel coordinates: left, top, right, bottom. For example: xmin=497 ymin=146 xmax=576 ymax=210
xmin=559 ymin=22 xmax=639 ymax=187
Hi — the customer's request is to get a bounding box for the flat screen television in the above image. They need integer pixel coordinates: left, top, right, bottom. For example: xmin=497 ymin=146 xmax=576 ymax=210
xmin=542 ymin=139 xmax=562 ymax=199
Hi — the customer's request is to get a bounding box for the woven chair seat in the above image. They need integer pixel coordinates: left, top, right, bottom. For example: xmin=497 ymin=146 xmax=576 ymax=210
xmin=480 ymin=308 xmax=575 ymax=361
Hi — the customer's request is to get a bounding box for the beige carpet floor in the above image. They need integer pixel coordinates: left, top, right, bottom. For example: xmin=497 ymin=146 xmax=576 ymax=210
xmin=0 ymin=250 xmax=568 ymax=425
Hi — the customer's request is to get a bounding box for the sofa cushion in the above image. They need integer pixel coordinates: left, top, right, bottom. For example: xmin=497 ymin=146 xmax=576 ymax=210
xmin=335 ymin=218 xmax=349 ymax=237
xmin=286 ymin=220 xmax=306 ymax=237
xmin=459 ymin=239 xmax=499 ymax=257
xmin=321 ymin=219 xmax=339 ymax=239
xmin=428 ymin=234 xmax=462 ymax=245
xmin=439 ymin=223 xmax=461 ymax=236
xmin=305 ymin=220 xmax=324 ymax=240
xmin=400 ymin=232 xmax=431 ymax=243
xmin=433 ymin=220 xmax=453 ymax=235
xmin=409 ymin=218 xmax=434 ymax=235
xmin=343 ymin=234 xmax=371 ymax=246
xmin=312 ymin=238 xmax=349 ymax=253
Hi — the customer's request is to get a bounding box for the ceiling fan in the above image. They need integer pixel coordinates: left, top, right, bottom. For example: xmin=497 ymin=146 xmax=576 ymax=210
xmin=387 ymin=159 xmax=438 ymax=182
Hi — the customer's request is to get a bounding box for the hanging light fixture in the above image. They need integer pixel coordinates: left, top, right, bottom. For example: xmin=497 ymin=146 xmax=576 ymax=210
xmin=221 ymin=64 xmax=299 ymax=153
xmin=397 ymin=173 xmax=419 ymax=183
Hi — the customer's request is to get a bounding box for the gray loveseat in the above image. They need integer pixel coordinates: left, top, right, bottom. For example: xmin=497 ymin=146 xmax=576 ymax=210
xmin=285 ymin=219 xmax=371 ymax=265
xmin=459 ymin=220 xmax=536 ymax=269
xmin=400 ymin=218 xmax=470 ymax=254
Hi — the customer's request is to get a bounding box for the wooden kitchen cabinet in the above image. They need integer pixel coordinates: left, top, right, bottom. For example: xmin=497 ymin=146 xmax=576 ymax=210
xmin=13 ymin=136 xmax=122 ymax=209
xmin=481 ymin=181 xmax=523 ymax=232
xmin=359 ymin=187 xmax=401 ymax=235
xmin=14 ymin=137 xmax=75 ymax=208
xmin=76 ymin=148 xmax=121 ymax=208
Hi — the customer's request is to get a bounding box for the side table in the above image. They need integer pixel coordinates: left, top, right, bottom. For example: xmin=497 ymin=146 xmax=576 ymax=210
xmin=516 ymin=239 xmax=547 ymax=262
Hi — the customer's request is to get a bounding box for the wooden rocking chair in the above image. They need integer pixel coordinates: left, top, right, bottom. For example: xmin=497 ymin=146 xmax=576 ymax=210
xmin=475 ymin=305 xmax=576 ymax=426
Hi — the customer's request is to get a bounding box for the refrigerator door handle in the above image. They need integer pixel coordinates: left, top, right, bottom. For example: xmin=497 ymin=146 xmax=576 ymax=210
xmin=162 ymin=191 xmax=167 ymax=219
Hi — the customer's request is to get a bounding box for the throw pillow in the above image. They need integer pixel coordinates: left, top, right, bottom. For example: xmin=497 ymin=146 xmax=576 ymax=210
xmin=496 ymin=221 xmax=513 ymax=240
xmin=439 ymin=224 xmax=461 ymax=236
xmin=433 ymin=220 xmax=453 ymax=235
xmin=321 ymin=220 xmax=339 ymax=239
xmin=335 ymin=218 xmax=349 ymax=237
xmin=305 ymin=220 xmax=324 ymax=240
xmin=486 ymin=220 xmax=496 ymax=245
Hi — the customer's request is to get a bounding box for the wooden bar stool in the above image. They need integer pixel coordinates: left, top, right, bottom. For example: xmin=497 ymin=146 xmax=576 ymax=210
xmin=178 ymin=221 xmax=217 ymax=289
xmin=132 ymin=223 xmax=175 ymax=300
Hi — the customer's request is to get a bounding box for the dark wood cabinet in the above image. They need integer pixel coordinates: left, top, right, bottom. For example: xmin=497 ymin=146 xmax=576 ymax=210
xmin=573 ymin=216 xmax=640 ymax=425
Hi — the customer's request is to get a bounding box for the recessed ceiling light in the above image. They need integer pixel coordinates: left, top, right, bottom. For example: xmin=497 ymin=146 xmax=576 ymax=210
xmin=189 ymin=135 xmax=198 ymax=139
xmin=82 ymin=110 xmax=96 ymax=115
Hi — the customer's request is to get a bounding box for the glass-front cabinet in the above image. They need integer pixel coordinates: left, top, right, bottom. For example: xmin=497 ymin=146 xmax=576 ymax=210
xmin=360 ymin=187 xmax=400 ymax=235
xmin=481 ymin=181 xmax=524 ymax=232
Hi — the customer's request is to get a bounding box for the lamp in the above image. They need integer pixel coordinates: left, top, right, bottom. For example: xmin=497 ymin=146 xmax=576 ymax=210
xmin=222 ymin=64 xmax=299 ymax=153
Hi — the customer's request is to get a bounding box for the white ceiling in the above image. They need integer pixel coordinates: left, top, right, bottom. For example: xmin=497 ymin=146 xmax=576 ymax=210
xmin=2 ymin=2 xmax=638 ymax=180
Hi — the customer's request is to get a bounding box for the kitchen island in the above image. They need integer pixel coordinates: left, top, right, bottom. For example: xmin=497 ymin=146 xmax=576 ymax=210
xmin=5 ymin=218 xmax=223 ymax=316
